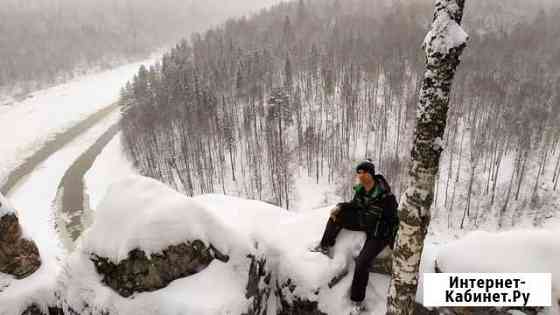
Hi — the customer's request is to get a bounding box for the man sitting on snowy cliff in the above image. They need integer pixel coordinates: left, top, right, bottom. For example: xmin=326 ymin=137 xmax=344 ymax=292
xmin=311 ymin=159 xmax=399 ymax=314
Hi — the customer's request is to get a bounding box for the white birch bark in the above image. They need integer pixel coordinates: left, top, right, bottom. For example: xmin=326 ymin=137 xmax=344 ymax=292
xmin=386 ymin=1 xmax=468 ymax=314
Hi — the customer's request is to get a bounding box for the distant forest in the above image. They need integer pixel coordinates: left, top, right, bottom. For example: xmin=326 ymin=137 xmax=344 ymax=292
xmin=0 ymin=0 xmax=276 ymax=93
xmin=119 ymin=0 xmax=560 ymax=229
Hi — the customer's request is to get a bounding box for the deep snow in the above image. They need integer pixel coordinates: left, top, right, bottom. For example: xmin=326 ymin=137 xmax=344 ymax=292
xmin=0 ymin=111 xmax=121 ymax=315
xmin=84 ymin=133 xmax=138 ymax=211
xmin=62 ymin=175 xmax=399 ymax=314
xmin=1 ymin=69 xmax=558 ymax=314
xmin=59 ymin=173 xmax=560 ymax=315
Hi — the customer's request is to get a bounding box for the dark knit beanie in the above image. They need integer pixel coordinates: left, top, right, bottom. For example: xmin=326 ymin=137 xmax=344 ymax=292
xmin=356 ymin=159 xmax=375 ymax=176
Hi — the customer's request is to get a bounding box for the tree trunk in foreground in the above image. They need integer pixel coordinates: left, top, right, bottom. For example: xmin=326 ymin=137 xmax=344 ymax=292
xmin=386 ymin=1 xmax=468 ymax=314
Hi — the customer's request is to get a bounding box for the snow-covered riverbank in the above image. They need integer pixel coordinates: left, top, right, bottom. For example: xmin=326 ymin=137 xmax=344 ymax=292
xmin=0 ymin=53 xmax=160 ymax=186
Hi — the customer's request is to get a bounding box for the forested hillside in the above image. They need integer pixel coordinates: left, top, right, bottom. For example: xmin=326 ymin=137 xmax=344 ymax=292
xmin=119 ymin=0 xmax=560 ymax=230
xmin=0 ymin=0 xmax=278 ymax=96
xmin=1 ymin=1 xmax=559 ymax=314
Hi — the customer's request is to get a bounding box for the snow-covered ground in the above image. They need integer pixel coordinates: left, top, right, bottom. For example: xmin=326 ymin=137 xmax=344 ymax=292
xmin=0 ymin=53 xmax=160 ymax=185
xmin=3 ymin=125 xmax=558 ymax=314
xmin=0 ymin=191 xmax=15 ymax=217
xmin=51 ymin=134 xmax=559 ymax=315
xmin=59 ymin=173 xmax=559 ymax=315
xmin=292 ymin=166 xmax=343 ymax=212
xmin=0 ymin=111 xmax=121 ymax=315
xmin=84 ymin=133 xmax=138 ymax=211
xmin=0 ymin=49 xmax=163 ymax=315
xmin=61 ymin=174 xmax=381 ymax=314
xmin=0 ymin=48 xmax=557 ymax=314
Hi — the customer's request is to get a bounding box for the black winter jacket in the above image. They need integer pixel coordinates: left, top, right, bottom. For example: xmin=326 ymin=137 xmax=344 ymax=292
xmin=337 ymin=174 xmax=399 ymax=242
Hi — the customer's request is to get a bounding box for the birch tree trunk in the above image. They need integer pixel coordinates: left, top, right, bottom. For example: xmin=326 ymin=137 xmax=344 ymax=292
xmin=386 ymin=1 xmax=468 ymax=314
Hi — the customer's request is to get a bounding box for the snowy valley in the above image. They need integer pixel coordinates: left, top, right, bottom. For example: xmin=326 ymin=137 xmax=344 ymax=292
xmin=1 ymin=0 xmax=559 ymax=315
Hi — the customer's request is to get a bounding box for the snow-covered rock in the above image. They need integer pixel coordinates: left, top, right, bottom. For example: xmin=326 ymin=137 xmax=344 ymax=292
xmin=59 ymin=175 xmax=394 ymax=315
xmin=194 ymin=193 xmax=397 ymax=315
xmin=0 ymin=112 xmax=121 ymax=315
xmin=434 ymin=229 xmax=560 ymax=315
xmin=90 ymin=240 xmax=229 ymax=298
xmin=0 ymin=194 xmax=54 ymax=315
xmin=60 ymin=175 xmax=254 ymax=314
xmin=435 ymin=229 xmax=560 ymax=293
xmin=0 ymin=192 xmax=15 ymax=217
xmin=80 ymin=175 xmax=250 ymax=263
xmin=0 ymin=193 xmax=41 ymax=279
xmin=4 ymin=174 xmax=557 ymax=315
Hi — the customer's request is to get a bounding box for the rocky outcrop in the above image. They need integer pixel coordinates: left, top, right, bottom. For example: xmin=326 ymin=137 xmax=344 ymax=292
xmin=275 ymin=277 xmax=326 ymax=315
xmin=270 ymin=249 xmax=393 ymax=314
xmin=0 ymin=213 xmax=41 ymax=279
xmin=91 ymin=240 xmax=229 ymax=297
xmin=21 ymin=305 xmax=65 ymax=315
xmin=243 ymin=253 xmax=327 ymax=315
xmin=244 ymin=254 xmax=272 ymax=315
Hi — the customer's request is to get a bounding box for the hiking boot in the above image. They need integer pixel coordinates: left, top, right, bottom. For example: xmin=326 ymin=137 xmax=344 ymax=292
xmin=349 ymin=301 xmax=366 ymax=315
xmin=310 ymin=244 xmax=331 ymax=258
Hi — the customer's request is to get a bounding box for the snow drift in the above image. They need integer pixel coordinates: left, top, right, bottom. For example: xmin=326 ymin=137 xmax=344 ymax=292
xmin=60 ymin=175 xmax=396 ymax=315
xmin=435 ymin=228 xmax=560 ymax=313
xmin=2 ymin=175 xmax=558 ymax=315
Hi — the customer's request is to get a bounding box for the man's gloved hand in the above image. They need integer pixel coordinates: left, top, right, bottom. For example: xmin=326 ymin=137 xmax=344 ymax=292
xmin=330 ymin=205 xmax=342 ymax=222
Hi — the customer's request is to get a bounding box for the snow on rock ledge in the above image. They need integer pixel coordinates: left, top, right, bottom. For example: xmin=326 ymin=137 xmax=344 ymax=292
xmin=435 ymin=229 xmax=560 ymax=315
xmin=90 ymin=240 xmax=229 ymax=298
xmin=5 ymin=174 xmax=558 ymax=315
xmin=435 ymin=229 xmax=560 ymax=288
xmin=0 ymin=194 xmax=51 ymax=315
xmin=60 ymin=175 xmax=254 ymax=314
xmin=60 ymin=175 xmax=394 ymax=314
xmin=194 ymin=194 xmax=395 ymax=315
xmin=80 ymin=175 xmax=249 ymax=263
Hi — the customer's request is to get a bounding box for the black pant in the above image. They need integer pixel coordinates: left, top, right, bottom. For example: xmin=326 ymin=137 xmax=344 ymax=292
xmin=319 ymin=211 xmax=390 ymax=302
